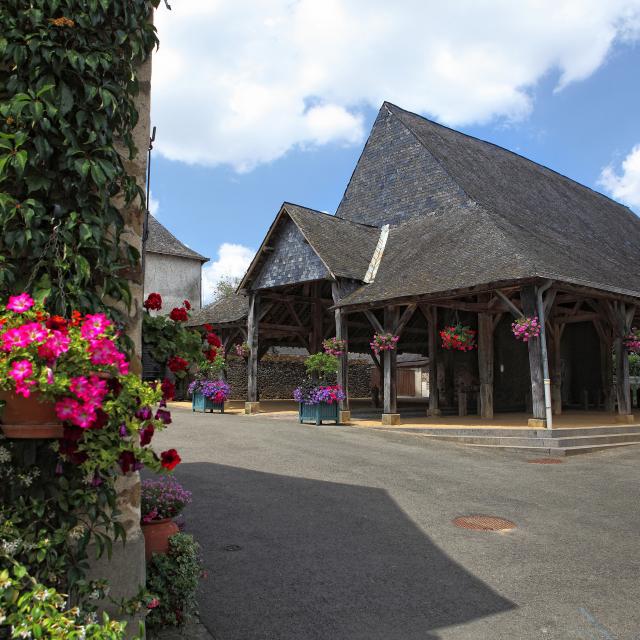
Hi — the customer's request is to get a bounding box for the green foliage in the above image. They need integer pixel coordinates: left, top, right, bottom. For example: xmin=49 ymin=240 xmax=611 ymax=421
xmin=0 ymin=561 xmax=139 ymax=639
xmin=212 ymin=276 xmax=241 ymax=301
xmin=304 ymin=352 xmax=339 ymax=379
xmin=0 ymin=0 xmax=160 ymax=317
xmin=146 ymin=533 xmax=202 ymax=629
xmin=142 ymin=313 xmax=203 ymax=376
xmin=629 ymin=353 xmax=640 ymax=377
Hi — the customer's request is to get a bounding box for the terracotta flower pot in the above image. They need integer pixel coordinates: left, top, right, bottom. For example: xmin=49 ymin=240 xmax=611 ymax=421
xmin=0 ymin=390 xmax=63 ymax=439
xmin=141 ymin=518 xmax=179 ymax=561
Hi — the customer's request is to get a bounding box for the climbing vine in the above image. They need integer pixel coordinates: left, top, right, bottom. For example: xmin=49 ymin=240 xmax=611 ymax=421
xmin=0 ymin=0 xmax=160 ymax=318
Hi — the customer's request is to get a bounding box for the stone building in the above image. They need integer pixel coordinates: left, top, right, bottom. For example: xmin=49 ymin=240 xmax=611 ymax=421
xmin=143 ymin=214 xmax=209 ymax=311
xmin=190 ymin=101 xmax=640 ymax=435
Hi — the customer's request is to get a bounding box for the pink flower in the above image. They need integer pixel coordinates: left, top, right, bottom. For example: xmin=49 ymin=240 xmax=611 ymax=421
xmin=37 ymin=330 xmax=70 ymax=361
xmin=70 ymin=375 xmax=108 ymax=403
xmin=6 ymin=293 xmax=34 ymax=313
xmin=55 ymin=397 xmax=81 ymax=421
xmin=21 ymin=322 xmax=48 ymax=344
xmin=9 ymin=359 xmax=33 ymax=382
xmin=14 ymin=380 xmax=35 ymax=397
xmin=88 ymin=338 xmax=129 ymax=374
xmin=2 ymin=328 xmax=31 ymax=351
xmin=81 ymin=313 xmax=111 ymax=339
xmin=54 ymin=397 xmax=97 ymax=428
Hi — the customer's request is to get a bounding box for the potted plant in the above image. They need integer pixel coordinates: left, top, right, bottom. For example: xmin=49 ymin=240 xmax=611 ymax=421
xmin=322 ymin=337 xmax=347 ymax=356
xmin=188 ymin=357 xmax=230 ymax=413
xmin=511 ymin=316 xmax=541 ymax=342
xmin=440 ymin=324 xmax=477 ymax=351
xmin=370 ymin=332 xmax=399 ymax=355
xmin=141 ymin=477 xmax=192 ymax=561
xmin=0 ymin=293 xmax=134 ymax=438
xmin=293 ymin=352 xmax=345 ymax=425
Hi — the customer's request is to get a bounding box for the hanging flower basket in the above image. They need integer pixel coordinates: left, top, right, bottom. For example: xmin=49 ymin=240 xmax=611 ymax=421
xmin=624 ymin=328 xmax=640 ymax=353
xmin=370 ymin=333 xmax=399 ymax=356
xmin=233 ymin=342 xmax=250 ymax=359
xmin=322 ymin=337 xmax=346 ymax=357
xmin=440 ymin=324 xmax=477 ymax=351
xmin=511 ymin=316 xmax=541 ymax=342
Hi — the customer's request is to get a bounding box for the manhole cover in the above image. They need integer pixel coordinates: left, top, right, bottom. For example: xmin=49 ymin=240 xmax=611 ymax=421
xmin=453 ymin=515 xmax=516 ymax=531
xmin=223 ymin=544 xmax=242 ymax=552
xmin=527 ymin=458 xmax=564 ymax=464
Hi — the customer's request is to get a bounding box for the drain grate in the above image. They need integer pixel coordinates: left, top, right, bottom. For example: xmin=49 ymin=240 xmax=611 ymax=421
xmin=223 ymin=544 xmax=242 ymax=552
xmin=527 ymin=458 xmax=564 ymax=464
xmin=453 ymin=515 xmax=516 ymax=531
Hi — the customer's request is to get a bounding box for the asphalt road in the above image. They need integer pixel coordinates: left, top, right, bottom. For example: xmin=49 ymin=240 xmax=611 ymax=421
xmin=153 ymin=406 xmax=640 ymax=640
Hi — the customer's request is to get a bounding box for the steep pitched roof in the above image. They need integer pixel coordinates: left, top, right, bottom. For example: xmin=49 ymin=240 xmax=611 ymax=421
xmin=145 ymin=215 xmax=209 ymax=262
xmin=239 ymin=203 xmax=380 ymax=290
xmin=337 ymin=102 xmax=640 ymax=306
xmin=187 ymin=293 xmax=249 ymax=327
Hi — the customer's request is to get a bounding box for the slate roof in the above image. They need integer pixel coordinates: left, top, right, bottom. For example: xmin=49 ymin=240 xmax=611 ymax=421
xmin=187 ymin=293 xmax=249 ymax=327
xmin=284 ymin=203 xmax=380 ymax=280
xmin=145 ymin=215 xmax=209 ymax=262
xmin=239 ymin=203 xmax=380 ymax=289
xmin=336 ymin=102 xmax=640 ymax=306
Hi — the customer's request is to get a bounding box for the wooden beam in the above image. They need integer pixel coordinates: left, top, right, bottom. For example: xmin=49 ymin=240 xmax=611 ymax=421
xmin=247 ymin=294 xmax=259 ymax=403
xmin=364 ymin=310 xmax=384 ymax=334
xmin=478 ymin=311 xmax=494 ymax=419
xmin=261 ymin=292 xmax=333 ymax=305
xmin=552 ymin=312 xmax=599 ymax=324
xmin=332 ymin=281 xmax=349 ymax=412
xmin=383 ymin=306 xmax=399 ymax=415
xmin=496 ymin=290 xmax=523 ymax=318
xmin=521 ymin=285 xmax=545 ymax=420
xmin=259 ymin=323 xmax=307 ymax=334
xmin=394 ymin=304 xmax=417 ymax=335
xmin=421 ymin=305 xmax=440 ymax=416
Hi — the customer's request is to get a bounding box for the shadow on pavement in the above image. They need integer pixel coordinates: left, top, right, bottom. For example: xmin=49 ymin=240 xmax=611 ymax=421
xmin=176 ymin=462 xmax=515 ymax=640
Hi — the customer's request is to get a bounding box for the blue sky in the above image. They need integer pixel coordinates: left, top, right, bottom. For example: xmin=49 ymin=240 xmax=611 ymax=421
xmin=148 ymin=1 xmax=640 ymax=302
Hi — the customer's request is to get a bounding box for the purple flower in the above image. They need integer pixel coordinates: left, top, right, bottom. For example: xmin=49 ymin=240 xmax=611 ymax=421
xmin=135 ymin=406 xmax=152 ymax=420
xmin=119 ymin=423 xmax=127 ymax=438
xmin=155 ymin=408 xmax=172 ymax=425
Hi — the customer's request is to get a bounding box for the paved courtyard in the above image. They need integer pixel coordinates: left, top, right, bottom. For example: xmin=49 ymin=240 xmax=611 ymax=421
xmin=153 ymin=405 xmax=640 ymax=640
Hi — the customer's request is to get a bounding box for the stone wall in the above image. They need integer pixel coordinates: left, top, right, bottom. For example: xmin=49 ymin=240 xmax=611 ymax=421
xmin=226 ymin=357 xmax=373 ymax=400
xmin=144 ymin=252 xmax=203 ymax=311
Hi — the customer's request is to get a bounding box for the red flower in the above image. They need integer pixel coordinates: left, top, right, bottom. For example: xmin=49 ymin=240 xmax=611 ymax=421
xmin=70 ymin=310 xmax=82 ymax=326
xmin=147 ymin=598 xmax=160 ymax=610
xmin=144 ymin=293 xmax=162 ymax=311
xmin=169 ymin=307 xmax=188 ymax=322
xmin=206 ymin=332 xmax=221 ymax=347
xmin=160 ymin=449 xmax=181 ymax=471
xmin=204 ymin=348 xmax=218 ymax=362
xmin=183 ymin=299 xmax=191 ymax=310
xmin=46 ymin=315 xmax=68 ymax=331
xmin=140 ymin=424 xmax=155 ymax=446
xmin=119 ymin=451 xmax=139 ymax=473
xmin=204 ymin=323 xmax=213 ymax=331
xmin=160 ymin=378 xmax=175 ymax=401
xmin=167 ymin=356 xmax=188 ymax=372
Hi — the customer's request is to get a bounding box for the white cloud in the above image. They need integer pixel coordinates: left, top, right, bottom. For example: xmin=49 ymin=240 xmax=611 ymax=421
xmin=152 ymin=0 xmax=640 ymax=171
xmin=148 ymin=192 xmax=160 ymax=217
xmin=599 ymin=144 xmax=640 ymax=210
xmin=202 ymin=243 xmax=255 ymax=304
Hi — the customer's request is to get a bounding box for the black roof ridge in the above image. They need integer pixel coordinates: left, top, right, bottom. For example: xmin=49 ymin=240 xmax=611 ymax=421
xmin=383 ymin=101 xmax=633 ymax=214
xmin=282 ymin=201 xmax=381 ymax=229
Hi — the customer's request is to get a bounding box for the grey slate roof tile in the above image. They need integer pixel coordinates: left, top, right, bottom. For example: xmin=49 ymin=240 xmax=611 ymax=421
xmin=145 ymin=215 xmax=209 ymax=262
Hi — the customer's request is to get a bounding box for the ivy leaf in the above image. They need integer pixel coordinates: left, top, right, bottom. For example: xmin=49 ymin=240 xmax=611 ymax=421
xmin=76 ymin=255 xmax=91 ymax=283
xmin=33 ymin=273 xmax=52 ymax=304
xmin=14 ymin=150 xmax=28 ymax=176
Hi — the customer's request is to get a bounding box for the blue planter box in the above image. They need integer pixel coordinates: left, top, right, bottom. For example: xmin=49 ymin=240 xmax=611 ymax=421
xmin=299 ymin=401 xmax=339 ymax=425
xmin=192 ymin=391 xmax=224 ymax=414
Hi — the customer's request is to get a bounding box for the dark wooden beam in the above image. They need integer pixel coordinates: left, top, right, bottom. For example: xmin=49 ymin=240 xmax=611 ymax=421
xmin=478 ymin=309 xmax=494 ymax=419
xmin=364 ymin=310 xmax=384 ymax=334
xmin=394 ymin=304 xmax=417 ymax=335
xmin=521 ymin=285 xmax=545 ymax=421
xmin=383 ymin=306 xmax=399 ymax=415
xmin=332 ymin=281 xmax=349 ymax=413
xmin=420 ymin=304 xmax=440 ymax=416
xmin=247 ymin=294 xmax=259 ymax=403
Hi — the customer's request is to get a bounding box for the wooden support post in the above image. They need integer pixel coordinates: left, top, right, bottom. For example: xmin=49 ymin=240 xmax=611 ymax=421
xmin=382 ymin=306 xmax=400 ymax=424
xmin=614 ymin=335 xmax=631 ymax=417
xmin=458 ymin=390 xmax=467 ymax=417
xmin=245 ymin=293 xmax=260 ymax=414
xmin=521 ymin=285 xmax=546 ymax=425
xmin=477 ymin=312 xmax=494 ymax=419
xmin=332 ymin=281 xmax=350 ymax=423
xmin=425 ymin=306 xmax=440 ymax=416
xmin=548 ymin=322 xmax=564 ymax=415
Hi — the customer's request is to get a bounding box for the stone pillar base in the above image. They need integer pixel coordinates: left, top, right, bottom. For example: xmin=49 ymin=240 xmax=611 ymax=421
xmin=615 ymin=413 xmax=635 ymax=423
xmin=528 ymin=418 xmax=547 ymax=428
xmin=428 ymin=408 xmax=441 ymax=417
xmin=338 ymin=410 xmax=351 ymax=424
xmin=382 ymin=413 xmax=401 ymax=426
xmin=245 ymin=401 xmax=261 ymax=415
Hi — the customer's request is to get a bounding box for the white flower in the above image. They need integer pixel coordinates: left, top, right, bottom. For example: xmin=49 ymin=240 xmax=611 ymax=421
xmin=0 ymin=446 xmax=11 ymax=463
